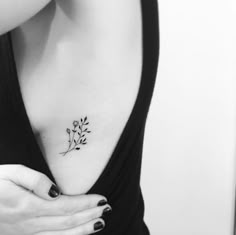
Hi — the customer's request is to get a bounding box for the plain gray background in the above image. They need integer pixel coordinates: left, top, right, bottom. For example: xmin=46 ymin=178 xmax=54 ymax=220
xmin=141 ymin=0 xmax=236 ymax=234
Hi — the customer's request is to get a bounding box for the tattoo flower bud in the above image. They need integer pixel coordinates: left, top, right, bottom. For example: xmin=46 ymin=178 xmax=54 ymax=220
xmin=60 ymin=118 xmax=91 ymax=156
xmin=73 ymin=121 xmax=79 ymax=127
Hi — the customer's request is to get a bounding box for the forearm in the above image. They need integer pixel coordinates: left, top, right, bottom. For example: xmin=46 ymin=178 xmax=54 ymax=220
xmin=0 ymin=0 xmax=51 ymax=35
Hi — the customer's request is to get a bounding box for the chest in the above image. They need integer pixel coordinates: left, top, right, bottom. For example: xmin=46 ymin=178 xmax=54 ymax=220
xmin=11 ymin=0 xmax=143 ymax=194
xmin=12 ymin=0 xmax=142 ymax=130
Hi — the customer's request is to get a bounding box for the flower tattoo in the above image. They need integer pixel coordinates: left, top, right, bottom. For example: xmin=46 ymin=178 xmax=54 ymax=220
xmin=59 ymin=116 xmax=91 ymax=156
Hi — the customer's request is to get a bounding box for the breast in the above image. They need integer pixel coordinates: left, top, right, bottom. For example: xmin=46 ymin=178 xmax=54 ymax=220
xmin=11 ymin=0 xmax=143 ymax=195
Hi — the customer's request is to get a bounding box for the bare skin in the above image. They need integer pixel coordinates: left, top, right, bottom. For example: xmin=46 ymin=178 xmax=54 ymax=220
xmin=0 ymin=0 xmax=51 ymax=34
xmin=11 ymin=0 xmax=143 ymax=195
xmin=0 ymin=1 xmax=150 ymax=234
xmin=0 ymin=164 xmax=109 ymax=234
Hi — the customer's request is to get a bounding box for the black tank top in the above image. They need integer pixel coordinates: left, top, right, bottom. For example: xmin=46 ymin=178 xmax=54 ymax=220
xmin=0 ymin=0 xmax=160 ymax=234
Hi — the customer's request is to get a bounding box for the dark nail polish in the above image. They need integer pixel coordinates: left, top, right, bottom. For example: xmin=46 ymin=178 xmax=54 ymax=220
xmin=97 ymin=199 xmax=107 ymax=206
xmin=101 ymin=207 xmax=112 ymax=222
xmin=94 ymin=221 xmax=104 ymax=231
xmin=48 ymin=184 xmax=60 ymax=198
xmin=102 ymin=207 xmax=112 ymax=218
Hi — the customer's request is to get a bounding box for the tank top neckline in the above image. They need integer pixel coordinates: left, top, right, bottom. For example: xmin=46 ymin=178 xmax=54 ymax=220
xmin=8 ymin=0 xmax=147 ymax=194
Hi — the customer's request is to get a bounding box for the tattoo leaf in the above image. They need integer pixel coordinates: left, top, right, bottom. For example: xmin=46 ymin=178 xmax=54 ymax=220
xmin=59 ymin=117 xmax=91 ymax=156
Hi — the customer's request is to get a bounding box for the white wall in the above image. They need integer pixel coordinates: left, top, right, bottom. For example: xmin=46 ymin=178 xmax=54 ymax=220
xmin=141 ymin=0 xmax=236 ymax=234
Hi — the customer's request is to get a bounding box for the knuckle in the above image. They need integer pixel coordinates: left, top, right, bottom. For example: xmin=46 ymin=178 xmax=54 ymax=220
xmin=33 ymin=173 xmax=46 ymax=187
xmin=81 ymin=195 xmax=96 ymax=208
xmin=84 ymin=197 xmax=94 ymax=209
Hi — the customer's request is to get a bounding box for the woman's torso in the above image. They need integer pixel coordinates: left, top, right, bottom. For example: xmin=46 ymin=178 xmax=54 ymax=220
xmin=11 ymin=0 xmax=143 ymax=195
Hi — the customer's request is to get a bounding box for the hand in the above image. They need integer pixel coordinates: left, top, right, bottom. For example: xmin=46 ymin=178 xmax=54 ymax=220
xmin=0 ymin=164 xmax=111 ymax=235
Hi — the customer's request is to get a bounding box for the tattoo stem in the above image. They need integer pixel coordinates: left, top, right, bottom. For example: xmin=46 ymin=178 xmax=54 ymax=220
xmin=59 ymin=117 xmax=90 ymax=156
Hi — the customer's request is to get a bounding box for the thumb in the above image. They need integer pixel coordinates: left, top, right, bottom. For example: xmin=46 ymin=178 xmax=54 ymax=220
xmin=0 ymin=164 xmax=61 ymax=200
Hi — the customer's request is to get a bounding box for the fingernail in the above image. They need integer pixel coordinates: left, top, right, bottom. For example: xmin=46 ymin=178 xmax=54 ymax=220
xmin=94 ymin=221 xmax=104 ymax=231
xmin=48 ymin=184 xmax=60 ymax=198
xmin=102 ymin=207 xmax=112 ymax=218
xmin=97 ymin=199 xmax=107 ymax=206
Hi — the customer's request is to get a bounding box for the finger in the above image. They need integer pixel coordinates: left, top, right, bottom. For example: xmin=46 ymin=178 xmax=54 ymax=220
xmin=34 ymin=218 xmax=105 ymax=235
xmin=32 ymin=193 xmax=108 ymax=217
xmin=0 ymin=164 xmax=61 ymax=200
xmin=27 ymin=204 xmax=111 ymax=233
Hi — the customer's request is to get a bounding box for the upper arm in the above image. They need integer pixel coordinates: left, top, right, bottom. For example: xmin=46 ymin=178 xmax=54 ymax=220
xmin=0 ymin=0 xmax=51 ymax=35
